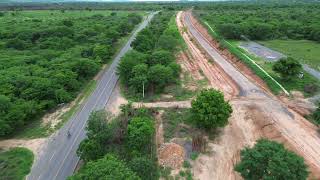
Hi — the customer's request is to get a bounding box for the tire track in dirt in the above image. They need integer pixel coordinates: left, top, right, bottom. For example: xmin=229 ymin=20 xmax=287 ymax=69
xmin=176 ymin=12 xmax=239 ymax=100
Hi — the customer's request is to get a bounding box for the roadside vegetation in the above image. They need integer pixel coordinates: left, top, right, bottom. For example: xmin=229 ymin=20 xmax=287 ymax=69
xmin=0 ymin=10 xmax=142 ymax=137
xmin=0 ymin=147 xmax=34 ymax=180
xmin=118 ymin=11 xmax=191 ymax=102
xmin=235 ymin=139 xmax=309 ymax=180
xmin=308 ymin=103 xmax=320 ymax=126
xmin=72 ymin=104 xmax=158 ymax=180
xmin=195 ymin=3 xmax=320 ymax=96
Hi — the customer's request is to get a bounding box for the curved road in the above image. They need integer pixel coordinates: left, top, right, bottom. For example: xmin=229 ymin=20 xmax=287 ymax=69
xmin=27 ymin=12 xmax=156 ymax=180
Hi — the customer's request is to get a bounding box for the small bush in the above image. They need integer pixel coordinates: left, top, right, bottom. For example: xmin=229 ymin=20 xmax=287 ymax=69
xmin=179 ymin=170 xmax=186 ymax=177
xmin=190 ymin=152 xmax=199 ymax=161
xmin=183 ymin=160 xmax=192 ymax=168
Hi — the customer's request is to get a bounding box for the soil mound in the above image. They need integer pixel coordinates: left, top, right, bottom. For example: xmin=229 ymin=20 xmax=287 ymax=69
xmin=158 ymin=143 xmax=185 ymax=169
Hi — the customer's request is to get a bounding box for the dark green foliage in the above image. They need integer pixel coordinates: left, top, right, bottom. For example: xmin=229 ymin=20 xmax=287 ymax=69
xmin=183 ymin=160 xmax=191 ymax=168
xmin=118 ymin=50 xmax=148 ymax=85
xmin=69 ymin=154 xmax=140 ymax=180
xmin=313 ymin=103 xmax=320 ymax=124
xmin=0 ymin=12 xmax=142 ymax=136
xmin=191 ymin=89 xmax=232 ymax=130
xmin=5 ymin=38 xmax=27 ymax=50
xmin=273 ymin=57 xmax=303 ymax=80
xmin=77 ymin=110 xmax=125 ymax=162
xmin=127 ymin=117 xmax=155 ymax=153
xmin=149 ymin=50 xmax=175 ymax=66
xmin=128 ymin=156 xmax=158 ymax=180
xmin=156 ymin=34 xmax=179 ymax=51
xmin=131 ymin=29 xmax=156 ymax=53
xmin=77 ymin=139 xmax=105 ymax=162
xmin=168 ymin=62 xmax=181 ymax=78
xmin=129 ymin=64 xmax=149 ymax=93
xmin=197 ymin=3 xmax=320 ymax=41
xmin=75 ymin=106 xmax=158 ymax=179
xmin=148 ymin=64 xmax=174 ymax=90
xmin=62 ymin=19 xmax=74 ymax=27
xmin=235 ymin=139 xmax=309 ymax=180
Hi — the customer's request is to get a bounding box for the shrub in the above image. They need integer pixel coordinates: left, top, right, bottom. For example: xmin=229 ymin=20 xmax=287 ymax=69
xmin=313 ymin=103 xmax=320 ymax=124
xmin=128 ymin=156 xmax=158 ymax=180
xmin=6 ymin=38 xmax=27 ymax=50
xmin=69 ymin=154 xmax=140 ymax=180
xmin=127 ymin=117 xmax=155 ymax=153
xmin=273 ymin=57 xmax=303 ymax=81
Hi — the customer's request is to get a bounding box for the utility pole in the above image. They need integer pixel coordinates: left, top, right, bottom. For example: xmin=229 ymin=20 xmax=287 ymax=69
xmin=142 ymin=81 xmax=145 ymax=98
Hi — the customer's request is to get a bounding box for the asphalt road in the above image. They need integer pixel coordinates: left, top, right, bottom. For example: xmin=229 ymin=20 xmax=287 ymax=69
xmin=27 ymin=12 xmax=156 ymax=180
xmin=184 ymin=12 xmax=263 ymax=97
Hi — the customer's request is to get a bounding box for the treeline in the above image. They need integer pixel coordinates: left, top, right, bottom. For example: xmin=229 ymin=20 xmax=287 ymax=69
xmin=0 ymin=2 xmax=188 ymax=11
xmin=195 ymin=3 xmax=320 ymax=41
xmin=0 ymin=12 xmax=142 ymax=136
xmin=118 ymin=11 xmax=183 ymax=98
xmin=71 ymin=105 xmax=158 ymax=179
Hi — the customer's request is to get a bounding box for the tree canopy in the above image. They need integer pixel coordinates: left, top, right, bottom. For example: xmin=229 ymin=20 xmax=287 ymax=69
xmin=273 ymin=57 xmax=303 ymax=80
xmin=191 ymin=89 xmax=232 ymax=130
xmin=0 ymin=11 xmax=142 ymax=136
xmin=197 ymin=3 xmax=320 ymax=42
xmin=69 ymin=154 xmax=140 ymax=180
xmin=77 ymin=110 xmax=125 ymax=162
xmin=127 ymin=117 xmax=155 ymax=153
xmin=235 ymin=139 xmax=309 ymax=180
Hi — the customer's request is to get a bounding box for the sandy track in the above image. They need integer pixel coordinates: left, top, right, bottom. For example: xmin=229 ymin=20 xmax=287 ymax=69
xmin=176 ymin=13 xmax=239 ymax=100
xmin=133 ymin=100 xmax=191 ymax=109
xmin=178 ymin=11 xmax=320 ymax=179
xmin=0 ymin=138 xmax=47 ymax=156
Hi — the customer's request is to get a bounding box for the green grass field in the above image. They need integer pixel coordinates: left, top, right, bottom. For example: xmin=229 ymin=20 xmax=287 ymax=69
xmin=0 ymin=148 xmax=34 ymax=180
xmin=259 ymin=40 xmax=320 ymax=70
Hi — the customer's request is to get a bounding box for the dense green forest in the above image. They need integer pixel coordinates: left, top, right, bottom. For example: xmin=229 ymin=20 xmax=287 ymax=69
xmin=0 ymin=10 xmax=142 ymax=136
xmin=195 ymin=3 xmax=320 ymax=41
xmin=73 ymin=105 xmax=158 ymax=180
xmin=118 ymin=11 xmax=183 ymax=98
xmin=0 ymin=2 xmax=190 ymax=11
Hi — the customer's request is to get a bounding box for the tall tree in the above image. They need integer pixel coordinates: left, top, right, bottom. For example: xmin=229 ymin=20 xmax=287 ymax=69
xmin=191 ymin=89 xmax=232 ymax=130
xmin=235 ymin=139 xmax=309 ymax=180
xmin=129 ymin=64 xmax=149 ymax=93
xmin=149 ymin=50 xmax=174 ymax=66
xmin=148 ymin=64 xmax=173 ymax=91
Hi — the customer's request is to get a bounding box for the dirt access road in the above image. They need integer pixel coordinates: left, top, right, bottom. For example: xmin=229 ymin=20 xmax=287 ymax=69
xmin=178 ymin=11 xmax=320 ymax=179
